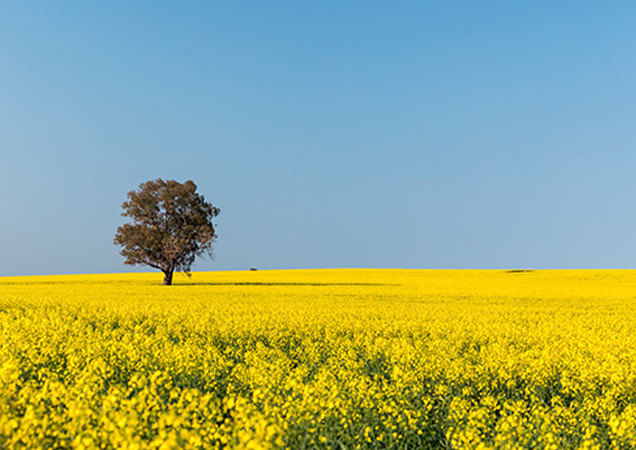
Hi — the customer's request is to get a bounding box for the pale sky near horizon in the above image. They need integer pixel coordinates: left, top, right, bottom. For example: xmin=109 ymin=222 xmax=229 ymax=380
xmin=2 ymin=2 xmax=636 ymax=276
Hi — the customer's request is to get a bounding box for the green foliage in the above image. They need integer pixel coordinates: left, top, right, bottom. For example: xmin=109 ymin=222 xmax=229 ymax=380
xmin=114 ymin=179 xmax=220 ymax=284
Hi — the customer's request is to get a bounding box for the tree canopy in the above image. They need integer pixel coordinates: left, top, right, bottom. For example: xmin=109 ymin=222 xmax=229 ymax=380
xmin=114 ymin=179 xmax=220 ymax=285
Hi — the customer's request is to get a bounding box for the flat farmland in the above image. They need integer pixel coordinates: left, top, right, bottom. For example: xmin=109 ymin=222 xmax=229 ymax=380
xmin=2 ymin=269 xmax=636 ymax=449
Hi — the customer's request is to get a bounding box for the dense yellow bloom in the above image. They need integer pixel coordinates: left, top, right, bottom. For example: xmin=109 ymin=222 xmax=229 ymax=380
xmin=1 ymin=269 xmax=636 ymax=448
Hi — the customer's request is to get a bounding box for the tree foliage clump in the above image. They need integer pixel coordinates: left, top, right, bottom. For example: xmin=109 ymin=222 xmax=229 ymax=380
xmin=114 ymin=179 xmax=220 ymax=285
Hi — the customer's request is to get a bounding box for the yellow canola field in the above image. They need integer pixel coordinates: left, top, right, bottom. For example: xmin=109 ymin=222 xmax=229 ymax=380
xmin=2 ymin=269 xmax=636 ymax=449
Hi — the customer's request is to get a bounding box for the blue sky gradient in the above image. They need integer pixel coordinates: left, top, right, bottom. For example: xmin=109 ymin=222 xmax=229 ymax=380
xmin=2 ymin=2 xmax=636 ymax=275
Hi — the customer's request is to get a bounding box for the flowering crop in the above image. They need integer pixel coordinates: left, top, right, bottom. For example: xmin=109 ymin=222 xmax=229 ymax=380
xmin=2 ymin=269 xmax=636 ymax=449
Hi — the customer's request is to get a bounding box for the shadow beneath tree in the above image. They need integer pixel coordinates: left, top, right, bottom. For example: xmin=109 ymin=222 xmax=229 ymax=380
xmin=176 ymin=282 xmax=399 ymax=287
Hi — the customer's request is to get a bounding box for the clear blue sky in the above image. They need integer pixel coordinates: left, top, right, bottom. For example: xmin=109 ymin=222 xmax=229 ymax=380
xmin=2 ymin=2 xmax=636 ymax=275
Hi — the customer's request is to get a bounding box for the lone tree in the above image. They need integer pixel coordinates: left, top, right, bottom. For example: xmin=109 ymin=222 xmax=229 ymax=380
xmin=114 ymin=179 xmax=220 ymax=285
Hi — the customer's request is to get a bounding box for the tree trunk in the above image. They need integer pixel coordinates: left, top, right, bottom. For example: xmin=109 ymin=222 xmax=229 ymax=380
xmin=163 ymin=270 xmax=174 ymax=286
